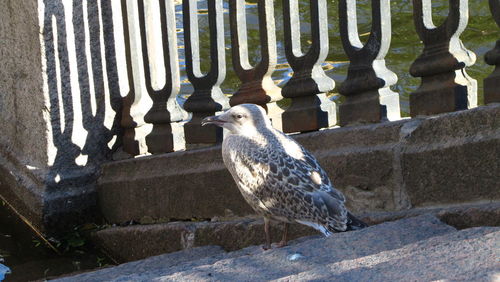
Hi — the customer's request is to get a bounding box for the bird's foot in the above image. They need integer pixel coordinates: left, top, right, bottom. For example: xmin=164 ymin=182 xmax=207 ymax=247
xmin=262 ymin=244 xmax=271 ymax=250
xmin=276 ymin=240 xmax=288 ymax=248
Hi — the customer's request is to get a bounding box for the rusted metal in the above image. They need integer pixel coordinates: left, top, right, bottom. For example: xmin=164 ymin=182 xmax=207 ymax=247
xmin=410 ymin=0 xmax=477 ymax=117
xmin=280 ymin=0 xmax=336 ymax=133
xmin=137 ymin=0 xmax=185 ymax=154
xmin=484 ymin=0 xmax=500 ymax=104
xmin=338 ymin=0 xmax=400 ymax=126
xmin=182 ymin=0 xmax=229 ymax=145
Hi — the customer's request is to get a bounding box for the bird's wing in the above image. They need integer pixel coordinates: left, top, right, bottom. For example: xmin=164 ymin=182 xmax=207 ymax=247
xmin=270 ymin=142 xmax=348 ymax=229
xmin=233 ymin=132 xmax=348 ymax=231
xmin=271 ymin=130 xmax=346 ymax=202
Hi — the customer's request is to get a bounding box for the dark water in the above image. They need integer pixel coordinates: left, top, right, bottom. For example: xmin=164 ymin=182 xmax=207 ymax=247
xmin=174 ymin=0 xmax=499 ymax=116
xmin=0 ymin=201 xmax=112 ymax=281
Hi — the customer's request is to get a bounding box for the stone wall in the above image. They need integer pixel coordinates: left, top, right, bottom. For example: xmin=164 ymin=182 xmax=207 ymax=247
xmin=98 ymin=104 xmax=500 ymax=224
xmin=0 ymin=0 xmax=124 ymax=235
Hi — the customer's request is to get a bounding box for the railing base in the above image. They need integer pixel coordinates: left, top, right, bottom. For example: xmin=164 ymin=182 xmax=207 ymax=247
xmin=184 ymin=114 xmax=224 ymax=146
xmin=281 ymin=94 xmax=336 ymax=133
xmin=339 ymin=89 xmax=400 ymax=127
xmin=410 ymin=72 xmax=477 ymax=117
xmin=484 ymin=68 xmax=500 ymax=104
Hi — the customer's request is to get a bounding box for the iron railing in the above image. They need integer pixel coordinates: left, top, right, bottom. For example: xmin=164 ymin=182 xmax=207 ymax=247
xmin=118 ymin=0 xmax=500 ymax=156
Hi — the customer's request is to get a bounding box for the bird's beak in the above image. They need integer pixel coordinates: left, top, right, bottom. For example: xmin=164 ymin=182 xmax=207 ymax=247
xmin=201 ymin=115 xmax=226 ymax=127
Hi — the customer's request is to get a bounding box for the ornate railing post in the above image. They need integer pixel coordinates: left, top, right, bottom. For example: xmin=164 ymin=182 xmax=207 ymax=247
xmin=281 ymin=0 xmax=336 ymax=133
xmin=183 ymin=0 xmax=229 ymax=146
xmin=137 ymin=0 xmax=186 ymax=154
xmin=484 ymin=0 xmax=500 ymax=104
xmin=121 ymin=0 xmax=151 ymax=156
xmin=410 ymin=0 xmax=477 ymax=117
xmin=229 ymin=0 xmax=283 ymax=129
xmin=338 ymin=0 xmax=400 ymax=126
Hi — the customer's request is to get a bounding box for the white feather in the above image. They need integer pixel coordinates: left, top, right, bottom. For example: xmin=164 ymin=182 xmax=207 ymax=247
xmin=296 ymin=220 xmax=332 ymax=237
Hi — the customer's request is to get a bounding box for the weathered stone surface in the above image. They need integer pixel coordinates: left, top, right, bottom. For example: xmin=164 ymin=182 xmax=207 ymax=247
xmin=92 ymin=201 xmax=500 ymax=263
xmin=98 ymin=104 xmax=500 ymax=224
xmin=0 ymin=0 xmax=47 ymax=169
xmin=401 ymin=104 xmax=500 ymax=207
xmin=279 ymin=227 xmax=499 ymax=281
xmin=0 ymin=0 xmax=48 ymax=234
xmin=0 ymin=0 xmax=123 ymax=235
xmin=54 ymin=245 xmax=226 ymax=281
xmin=98 ymin=147 xmax=253 ymax=223
xmin=436 ymin=202 xmax=500 ymax=229
xmin=59 ymin=215 xmax=465 ymax=281
xmin=93 ymin=217 xmax=318 ymax=262
xmin=359 ymin=201 xmax=500 ymax=229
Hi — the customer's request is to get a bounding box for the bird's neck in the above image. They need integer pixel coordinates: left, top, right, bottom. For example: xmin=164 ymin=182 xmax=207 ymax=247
xmin=234 ymin=124 xmax=273 ymax=140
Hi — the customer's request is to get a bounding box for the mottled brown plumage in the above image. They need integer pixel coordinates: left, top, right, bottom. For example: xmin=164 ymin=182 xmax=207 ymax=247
xmin=202 ymin=104 xmax=366 ymax=249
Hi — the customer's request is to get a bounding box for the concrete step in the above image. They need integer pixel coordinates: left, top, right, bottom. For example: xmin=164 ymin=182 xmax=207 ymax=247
xmin=55 ymin=214 xmax=464 ymax=281
xmin=91 ymin=217 xmax=318 ymax=262
xmin=91 ymin=201 xmax=500 ymax=263
xmin=276 ymin=227 xmax=499 ymax=281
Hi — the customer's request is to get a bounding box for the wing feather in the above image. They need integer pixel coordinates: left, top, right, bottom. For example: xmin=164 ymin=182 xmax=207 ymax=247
xmin=223 ymin=129 xmax=349 ymax=232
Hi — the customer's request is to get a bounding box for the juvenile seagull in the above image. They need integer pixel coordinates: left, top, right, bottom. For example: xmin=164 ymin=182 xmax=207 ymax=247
xmin=202 ymin=104 xmax=367 ymax=249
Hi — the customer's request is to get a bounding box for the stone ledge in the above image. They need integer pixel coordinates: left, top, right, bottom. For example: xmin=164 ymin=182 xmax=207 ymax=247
xmin=92 ymin=202 xmax=499 ymax=263
xmin=401 ymin=104 xmax=500 ymax=207
xmin=359 ymin=201 xmax=500 ymax=228
xmin=92 ymin=217 xmax=318 ymax=262
xmin=98 ymin=104 xmax=500 ymax=224
xmin=62 ymin=215 xmax=468 ymax=281
xmin=0 ymin=144 xmax=101 ymax=235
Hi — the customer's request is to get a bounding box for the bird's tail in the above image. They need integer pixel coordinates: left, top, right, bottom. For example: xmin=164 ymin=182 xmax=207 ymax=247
xmin=345 ymin=212 xmax=368 ymax=231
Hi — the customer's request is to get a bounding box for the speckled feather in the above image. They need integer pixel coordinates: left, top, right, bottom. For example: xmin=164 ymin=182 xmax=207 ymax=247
xmin=221 ymin=106 xmax=350 ymax=235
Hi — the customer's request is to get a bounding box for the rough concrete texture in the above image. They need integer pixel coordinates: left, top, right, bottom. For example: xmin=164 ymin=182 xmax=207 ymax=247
xmin=52 ymin=246 xmax=226 ymax=281
xmin=0 ymin=0 xmax=123 ymax=235
xmin=92 ymin=201 xmax=500 ymax=263
xmin=0 ymin=0 xmax=47 ymax=169
xmin=54 ymin=215 xmax=500 ymax=281
xmin=401 ymin=104 xmax=500 ymax=207
xmin=98 ymin=104 xmax=500 ymax=224
xmin=359 ymin=201 xmax=500 ymax=228
xmin=98 ymin=148 xmax=254 ymax=223
xmin=92 ymin=217 xmax=318 ymax=262
xmin=0 ymin=0 xmax=49 ymax=233
xmin=278 ymin=227 xmax=499 ymax=281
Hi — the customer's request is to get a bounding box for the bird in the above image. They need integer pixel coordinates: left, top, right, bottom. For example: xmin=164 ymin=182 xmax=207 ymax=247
xmin=202 ymin=103 xmax=367 ymax=250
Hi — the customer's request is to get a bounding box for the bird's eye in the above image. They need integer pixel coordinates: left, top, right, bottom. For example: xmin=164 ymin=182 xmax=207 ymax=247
xmin=236 ymin=114 xmax=243 ymax=119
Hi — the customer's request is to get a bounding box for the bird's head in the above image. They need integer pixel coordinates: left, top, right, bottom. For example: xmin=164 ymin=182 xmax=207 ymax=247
xmin=201 ymin=104 xmax=271 ymax=135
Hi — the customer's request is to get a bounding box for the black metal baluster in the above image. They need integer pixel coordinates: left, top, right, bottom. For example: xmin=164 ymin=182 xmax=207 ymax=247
xmin=183 ymin=0 xmax=229 ymax=146
xmin=338 ymin=0 xmax=400 ymax=126
xmin=281 ymin=0 xmax=336 ymax=133
xmin=229 ymin=0 xmax=284 ymax=128
xmin=485 ymin=0 xmax=500 ymax=104
xmin=137 ymin=0 xmax=186 ymax=154
xmin=410 ymin=0 xmax=477 ymax=116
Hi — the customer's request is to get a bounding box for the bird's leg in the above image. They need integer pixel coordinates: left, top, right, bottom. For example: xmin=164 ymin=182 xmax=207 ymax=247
xmin=277 ymin=222 xmax=289 ymax=248
xmin=263 ymin=217 xmax=271 ymax=250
